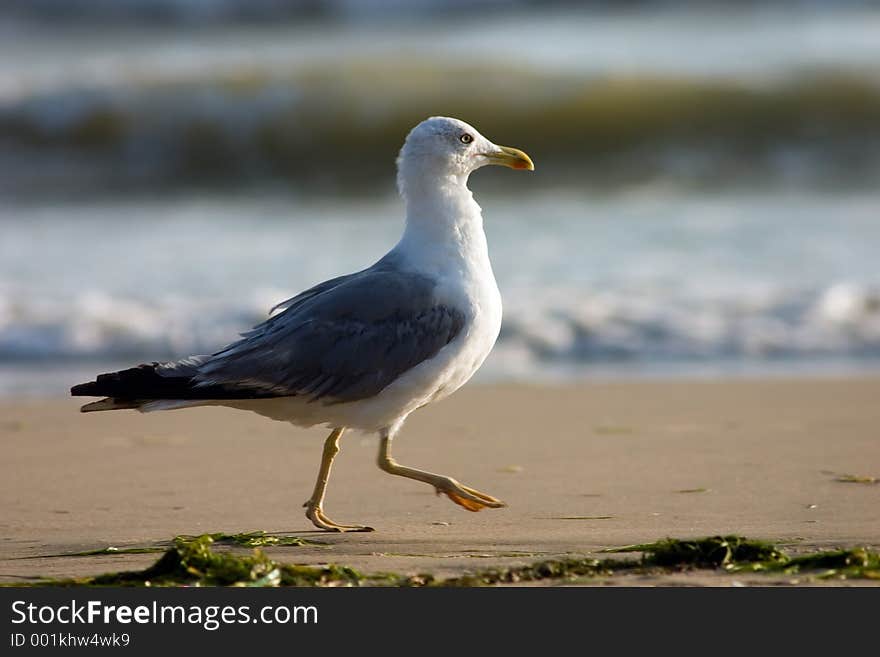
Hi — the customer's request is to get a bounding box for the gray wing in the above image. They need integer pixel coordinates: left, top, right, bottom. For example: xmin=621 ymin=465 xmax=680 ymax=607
xmin=194 ymin=270 xmax=466 ymax=403
xmin=267 ymin=271 xmax=361 ymax=316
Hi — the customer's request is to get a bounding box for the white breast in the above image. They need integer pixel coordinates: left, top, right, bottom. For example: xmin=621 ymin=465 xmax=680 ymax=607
xmin=376 ymin=191 xmax=503 ymax=411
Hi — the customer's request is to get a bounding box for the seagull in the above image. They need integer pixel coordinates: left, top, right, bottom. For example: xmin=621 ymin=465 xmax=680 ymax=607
xmin=71 ymin=116 xmax=534 ymax=532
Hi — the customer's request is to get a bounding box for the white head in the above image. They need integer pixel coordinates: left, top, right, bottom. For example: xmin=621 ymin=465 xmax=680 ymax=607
xmin=396 ymin=116 xmax=533 ymax=199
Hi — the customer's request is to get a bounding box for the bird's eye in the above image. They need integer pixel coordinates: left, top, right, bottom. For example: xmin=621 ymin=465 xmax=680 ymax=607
xmin=459 ymin=133 xmax=473 ymax=144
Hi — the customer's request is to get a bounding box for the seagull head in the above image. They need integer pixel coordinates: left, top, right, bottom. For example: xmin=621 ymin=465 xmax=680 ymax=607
xmin=397 ymin=116 xmax=533 ymax=197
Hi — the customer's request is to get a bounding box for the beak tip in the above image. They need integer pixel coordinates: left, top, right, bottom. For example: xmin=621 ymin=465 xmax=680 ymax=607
xmin=493 ymin=145 xmax=534 ymax=171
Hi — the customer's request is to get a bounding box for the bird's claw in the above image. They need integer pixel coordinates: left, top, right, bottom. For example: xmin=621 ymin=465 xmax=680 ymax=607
xmin=304 ymin=503 xmax=374 ymax=532
xmin=435 ymin=481 xmax=506 ymax=512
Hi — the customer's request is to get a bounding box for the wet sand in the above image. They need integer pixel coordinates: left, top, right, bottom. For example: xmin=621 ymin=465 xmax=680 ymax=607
xmin=1 ymin=378 xmax=878 ymax=586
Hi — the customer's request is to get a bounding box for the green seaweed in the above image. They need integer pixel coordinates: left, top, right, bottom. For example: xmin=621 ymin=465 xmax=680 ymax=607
xmin=22 ymin=530 xmax=315 ymax=561
xmin=593 ymin=425 xmax=633 ymax=435
xmin=176 ymin=531 xmax=318 ymax=548
xmin=602 ymin=536 xmax=787 ymax=569
xmin=16 ymin=535 xmax=360 ymax=587
xmin=834 ymin=474 xmax=878 ymax=485
xmin=424 ymin=543 xmax=880 ymax=585
xmin=6 ymin=534 xmax=879 ymax=587
xmin=277 ymin=563 xmax=364 ymax=587
xmin=20 ymin=546 xmax=167 ymax=559
xmin=96 ymin=535 xmax=280 ymax=586
xmin=599 ymin=536 xmax=880 ymax=580
xmin=780 ymin=548 xmax=880 ymax=580
xmin=406 ymin=557 xmax=623 ymax=587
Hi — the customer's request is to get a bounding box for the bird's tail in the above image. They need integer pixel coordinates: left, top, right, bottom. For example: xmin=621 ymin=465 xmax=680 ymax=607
xmin=71 ymin=362 xmax=190 ymax=413
xmin=71 ymin=358 xmax=270 ymax=412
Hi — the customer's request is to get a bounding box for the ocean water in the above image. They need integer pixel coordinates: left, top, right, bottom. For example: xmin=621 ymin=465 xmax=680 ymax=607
xmin=2 ymin=4 xmax=880 ymax=394
xmin=4 ymin=4 xmax=880 ymax=97
xmin=3 ymin=5 xmax=880 ymax=196
xmin=2 ymin=188 xmax=879 ymax=395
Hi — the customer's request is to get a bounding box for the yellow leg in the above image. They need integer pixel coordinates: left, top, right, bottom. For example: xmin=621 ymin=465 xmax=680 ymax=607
xmin=377 ymin=427 xmax=505 ymax=512
xmin=303 ymin=427 xmax=373 ymax=532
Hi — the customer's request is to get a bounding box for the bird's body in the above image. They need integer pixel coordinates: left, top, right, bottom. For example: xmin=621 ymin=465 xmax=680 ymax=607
xmin=156 ymin=184 xmax=502 ymax=433
xmin=72 ymin=116 xmax=533 ymax=531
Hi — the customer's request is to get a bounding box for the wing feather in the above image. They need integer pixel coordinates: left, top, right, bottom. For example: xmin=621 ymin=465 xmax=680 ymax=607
xmin=195 ymin=270 xmax=465 ymax=403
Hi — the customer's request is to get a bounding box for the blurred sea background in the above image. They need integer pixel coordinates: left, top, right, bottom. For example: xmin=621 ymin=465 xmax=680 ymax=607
xmin=2 ymin=0 xmax=880 ymax=396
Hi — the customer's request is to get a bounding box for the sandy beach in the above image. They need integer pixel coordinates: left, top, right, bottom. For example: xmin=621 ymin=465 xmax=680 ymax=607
xmin=2 ymin=378 xmax=878 ymax=586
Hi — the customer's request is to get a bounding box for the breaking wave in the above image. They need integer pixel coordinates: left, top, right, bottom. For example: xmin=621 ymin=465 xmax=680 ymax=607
xmin=3 ymin=283 xmax=880 ymax=378
xmin=4 ymin=2 xmax=880 ymax=198
xmin=3 ymin=67 xmax=880 ymax=197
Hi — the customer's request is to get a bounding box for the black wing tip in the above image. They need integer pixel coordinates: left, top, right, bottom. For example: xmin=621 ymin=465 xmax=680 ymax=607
xmin=70 ymin=363 xmax=159 ymax=398
xmin=70 ymin=381 xmax=97 ymax=396
xmin=69 ymin=361 xmax=276 ymax=402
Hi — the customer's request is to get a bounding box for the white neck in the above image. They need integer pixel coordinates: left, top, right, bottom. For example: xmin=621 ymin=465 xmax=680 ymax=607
xmin=393 ymin=171 xmax=492 ymax=276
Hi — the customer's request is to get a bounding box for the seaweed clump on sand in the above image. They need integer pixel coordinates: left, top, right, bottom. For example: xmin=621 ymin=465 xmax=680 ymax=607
xmin=605 ymin=535 xmax=787 ymax=569
xmin=422 ymin=536 xmax=880 ymax=586
xmin=602 ymin=536 xmax=880 ymax=580
xmin=781 ymin=548 xmax=880 ymax=579
xmin=42 ymin=534 xmax=363 ymax=587
xmin=413 ymin=557 xmax=621 ymax=587
xmin=177 ymin=531 xmax=316 ymax=549
xmin=414 ymin=536 xmax=787 ymax=586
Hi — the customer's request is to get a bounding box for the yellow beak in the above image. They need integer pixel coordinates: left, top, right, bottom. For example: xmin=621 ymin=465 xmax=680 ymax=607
xmin=484 ymin=145 xmax=535 ymax=171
